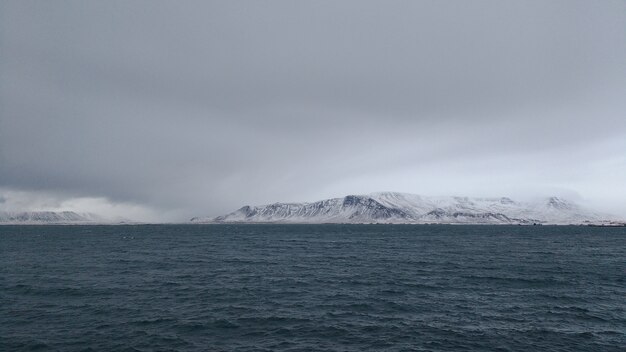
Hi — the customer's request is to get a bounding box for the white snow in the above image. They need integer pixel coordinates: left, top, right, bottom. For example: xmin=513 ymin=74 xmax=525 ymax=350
xmin=192 ymin=192 xmax=618 ymax=225
xmin=0 ymin=211 xmax=108 ymax=224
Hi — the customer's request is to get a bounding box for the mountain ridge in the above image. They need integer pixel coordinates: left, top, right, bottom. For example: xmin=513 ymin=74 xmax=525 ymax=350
xmin=192 ymin=192 xmax=620 ymax=225
xmin=0 ymin=211 xmax=121 ymax=225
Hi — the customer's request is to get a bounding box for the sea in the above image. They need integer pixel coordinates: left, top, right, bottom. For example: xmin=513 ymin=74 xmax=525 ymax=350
xmin=1 ymin=224 xmax=624 ymax=351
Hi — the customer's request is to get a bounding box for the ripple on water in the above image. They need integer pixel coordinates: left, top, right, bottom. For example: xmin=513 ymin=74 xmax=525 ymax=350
xmin=1 ymin=224 xmax=625 ymax=351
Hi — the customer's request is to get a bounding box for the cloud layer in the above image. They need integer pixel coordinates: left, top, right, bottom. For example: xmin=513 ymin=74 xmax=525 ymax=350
xmin=1 ymin=1 xmax=625 ymax=220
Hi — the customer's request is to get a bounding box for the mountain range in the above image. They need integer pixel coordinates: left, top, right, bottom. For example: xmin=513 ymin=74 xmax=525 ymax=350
xmin=192 ymin=192 xmax=620 ymax=225
xmin=0 ymin=211 xmax=111 ymax=225
xmin=2 ymin=193 xmax=621 ymax=225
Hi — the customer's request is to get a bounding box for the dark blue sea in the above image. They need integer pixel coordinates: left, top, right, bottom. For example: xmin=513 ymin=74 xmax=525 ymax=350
xmin=1 ymin=225 xmax=625 ymax=351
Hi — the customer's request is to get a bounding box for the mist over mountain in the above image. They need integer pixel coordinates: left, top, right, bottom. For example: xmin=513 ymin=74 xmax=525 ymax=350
xmin=0 ymin=211 xmax=129 ymax=225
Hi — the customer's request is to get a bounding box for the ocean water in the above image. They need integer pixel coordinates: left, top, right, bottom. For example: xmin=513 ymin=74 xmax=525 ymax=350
xmin=1 ymin=225 xmax=625 ymax=351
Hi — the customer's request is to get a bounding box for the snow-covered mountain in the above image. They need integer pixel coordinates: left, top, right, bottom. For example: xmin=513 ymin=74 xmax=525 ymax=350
xmin=192 ymin=192 xmax=617 ymax=225
xmin=0 ymin=211 xmax=108 ymax=225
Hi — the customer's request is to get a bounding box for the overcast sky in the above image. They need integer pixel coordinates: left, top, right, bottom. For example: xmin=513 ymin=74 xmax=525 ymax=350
xmin=1 ymin=0 xmax=625 ymax=221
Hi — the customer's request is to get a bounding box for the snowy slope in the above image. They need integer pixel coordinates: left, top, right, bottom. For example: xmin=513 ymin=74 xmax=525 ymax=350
xmin=0 ymin=211 xmax=107 ymax=224
xmin=192 ymin=192 xmax=615 ymax=225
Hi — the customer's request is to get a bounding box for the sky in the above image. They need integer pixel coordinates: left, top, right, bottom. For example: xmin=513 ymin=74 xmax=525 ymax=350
xmin=1 ymin=0 xmax=625 ymax=222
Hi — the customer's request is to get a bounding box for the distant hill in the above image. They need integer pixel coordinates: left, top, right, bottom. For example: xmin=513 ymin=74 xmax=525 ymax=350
xmin=0 ymin=211 xmax=109 ymax=224
xmin=191 ymin=192 xmax=619 ymax=225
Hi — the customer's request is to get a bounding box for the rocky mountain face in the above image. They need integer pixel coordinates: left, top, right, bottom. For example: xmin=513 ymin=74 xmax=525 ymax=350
xmin=0 ymin=211 xmax=105 ymax=224
xmin=192 ymin=192 xmax=615 ymax=225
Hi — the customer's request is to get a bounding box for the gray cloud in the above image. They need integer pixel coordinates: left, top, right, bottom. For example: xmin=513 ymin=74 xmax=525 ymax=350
xmin=1 ymin=0 xmax=625 ymax=220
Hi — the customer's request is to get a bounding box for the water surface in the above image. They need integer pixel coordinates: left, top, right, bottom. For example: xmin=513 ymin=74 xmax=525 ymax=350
xmin=1 ymin=224 xmax=625 ymax=351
